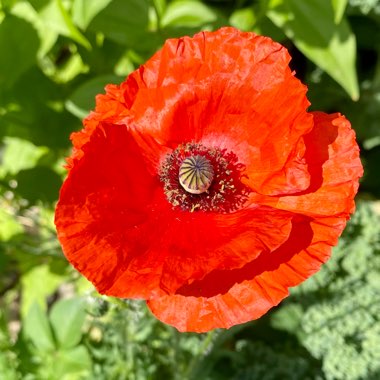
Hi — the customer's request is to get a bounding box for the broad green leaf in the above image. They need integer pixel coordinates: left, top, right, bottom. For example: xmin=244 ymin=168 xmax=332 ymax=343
xmin=0 ymin=209 xmax=23 ymax=241
xmin=55 ymin=0 xmax=91 ymax=49
xmin=152 ymin=0 xmax=167 ymax=20
xmin=267 ymin=0 xmax=359 ymax=100
xmin=332 ymin=0 xmax=348 ymax=23
xmin=23 ymin=302 xmax=55 ymax=351
xmin=1 ymin=68 xmax=79 ymax=148
xmin=15 ymin=166 xmax=62 ymax=203
xmin=21 ymin=264 xmax=64 ymax=319
xmin=0 ymin=137 xmax=48 ymax=177
xmin=253 ymin=16 xmax=286 ymax=42
xmin=0 ymin=15 xmax=39 ymax=89
xmin=72 ymin=0 xmax=112 ymax=29
xmin=50 ymin=298 xmax=86 ymax=349
xmin=114 ymin=52 xmax=135 ymax=76
xmin=65 ymin=74 xmax=123 ymax=119
xmin=229 ymin=7 xmax=256 ymax=31
xmin=161 ymin=0 xmax=218 ymax=27
xmin=88 ymin=0 xmax=150 ymax=47
xmin=10 ymin=1 xmax=58 ymax=57
xmin=28 ymin=0 xmax=50 ymax=11
xmin=38 ymin=0 xmax=91 ymax=49
xmin=53 ymin=346 xmax=92 ymax=378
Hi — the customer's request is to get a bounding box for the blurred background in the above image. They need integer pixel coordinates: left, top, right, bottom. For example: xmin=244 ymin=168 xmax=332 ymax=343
xmin=1 ymin=0 xmax=380 ymax=379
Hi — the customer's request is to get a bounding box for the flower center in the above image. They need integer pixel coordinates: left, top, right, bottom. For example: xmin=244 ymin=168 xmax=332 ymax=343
xmin=160 ymin=143 xmax=250 ymax=213
xmin=179 ymin=155 xmax=214 ymax=194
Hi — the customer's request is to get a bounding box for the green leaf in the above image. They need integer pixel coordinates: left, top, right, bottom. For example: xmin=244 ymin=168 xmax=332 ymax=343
xmin=10 ymin=0 xmax=58 ymax=57
xmin=229 ymin=7 xmax=256 ymax=31
xmin=53 ymin=346 xmax=92 ymax=378
xmin=0 ymin=209 xmax=23 ymax=241
xmin=0 ymin=137 xmax=48 ymax=177
xmin=152 ymin=0 xmax=167 ymax=21
xmin=65 ymin=74 xmax=123 ymax=119
xmin=1 ymin=68 xmax=79 ymax=148
xmin=88 ymin=0 xmax=150 ymax=48
xmin=56 ymin=0 xmax=91 ymax=49
xmin=161 ymin=0 xmax=218 ymax=27
xmin=0 ymin=15 xmax=39 ymax=89
xmin=267 ymin=0 xmax=359 ymax=100
xmin=23 ymin=302 xmax=55 ymax=351
xmin=332 ymin=0 xmax=348 ymax=23
xmin=21 ymin=264 xmax=64 ymax=319
xmin=15 ymin=166 xmax=62 ymax=204
xmin=28 ymin=0 xmax=50 ymax=11
xmin=38 ymin=0 xmax=91 ymax=49
xmin=72 ymin=0 xmax=112 ymax=30
xmin=50 ymin=298 xmax=86 ymax=349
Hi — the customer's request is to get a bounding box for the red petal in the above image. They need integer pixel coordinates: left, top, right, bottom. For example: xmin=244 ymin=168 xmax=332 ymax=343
xmin=56 ymin=122 xmax=293 ymax=298
xmin=56 ymin=122 xmax=167 ymax=297
xmin=125 ymin=28 xmax=312 ymax=196
xmin=147 ymin=215 xmax=347 ymax=332
xmin=108 ymin=206 xmax=292 ymax=297
xmin=250 ymin=112 xmax=363 ymax=217
xmin=153 ymin=206 xmax=293 ymax=294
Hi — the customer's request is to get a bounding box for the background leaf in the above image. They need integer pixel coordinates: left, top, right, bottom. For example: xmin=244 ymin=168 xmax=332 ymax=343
xmin=267 ymin=0 xmax=359 ymax=100
xmin=161 ymin=0 xmax=218 ymax=27
xmin=72 ymin=0 xmax=112 ymax=30
xmin=53 ymin=346 xmax=92 ymax=378
xmin=0 ymin=15 xmax=39 ymax=89
xmin=50 ymin=298 xmax=86 ymax=349
xmin=88 ymin=0 xmax=150 ymax=48
xmin=21 ymin=265 xmax=64 ymax=319
xmin=23 ymin=302 xmax=55 ymax=352
xmin=332 ymin=0 xmax=348 ymax=23
xmin=65 ymin=74 xmax=123 ymax=119
xmin=0 ymin=137 xmax=48 ymax=177
xmin=38 ymin=0 xmax=91 ymax=49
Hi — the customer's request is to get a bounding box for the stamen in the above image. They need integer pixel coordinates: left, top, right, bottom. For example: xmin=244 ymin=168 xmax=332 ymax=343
xmin=160 ymin=142 xmax=250 ymax=213
xmin=179 ymin=155 xmax=214 ymax=194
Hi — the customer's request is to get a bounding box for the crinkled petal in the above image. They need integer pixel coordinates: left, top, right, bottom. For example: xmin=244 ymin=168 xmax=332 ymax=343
xmin=147 ymin=215 xmax=347 ymax=332
xmin=56 ymin=122 xmax=166 ymax=297
xmin=119 ymin=27 xmax=313 ymax=196
xmin=102 ymin=204 xmax=292 ymax=298
xmin=250 ymin=112 xmax=363 ymax=217
xmin=66 ymin=84 xmax=133 ymax=170
xmin=151 ymin=206 xmax=293 ymax=294
xmin=56 ymin=122 xmax=293 ymax=298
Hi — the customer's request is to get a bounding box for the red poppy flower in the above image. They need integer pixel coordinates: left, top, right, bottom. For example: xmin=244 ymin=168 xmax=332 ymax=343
xmin=55 ymin=27 xmax=363 ymax=332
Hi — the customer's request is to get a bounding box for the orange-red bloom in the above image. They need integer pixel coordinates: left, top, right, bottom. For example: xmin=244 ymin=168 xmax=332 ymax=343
xmin=55 ymin=27 xmax=363 ymax=332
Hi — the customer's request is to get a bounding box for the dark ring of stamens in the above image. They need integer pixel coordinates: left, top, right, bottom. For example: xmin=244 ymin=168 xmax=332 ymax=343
xmin=160 ymin=143 xmax=250 ymax=213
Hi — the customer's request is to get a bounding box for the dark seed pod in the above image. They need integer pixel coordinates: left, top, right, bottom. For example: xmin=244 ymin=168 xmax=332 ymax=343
xmin=179 ymin=155 xmax=214 ymax=194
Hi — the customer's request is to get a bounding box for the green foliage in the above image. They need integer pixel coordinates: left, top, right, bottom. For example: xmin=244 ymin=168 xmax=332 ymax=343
xmin=1 ymin=1 xmax=379 ymax=379
xmin=0 ymin=15 xmax=39 ymax=89
xmin=20 ymin=297 xmax=91 ymax=379
xmin=348 ymin=0 xmax=380 ymax=14
xmin=272 ymin=202 xmax=380 ymax=380
xmin=332 ymin=0 xmax=348 ymax=23
xmin=266 ymin=0 xmax=359 ymax=100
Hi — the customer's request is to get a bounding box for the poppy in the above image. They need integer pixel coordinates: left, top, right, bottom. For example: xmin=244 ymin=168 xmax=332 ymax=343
xmin=55 ymin=27 xmax=363 ymax=332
